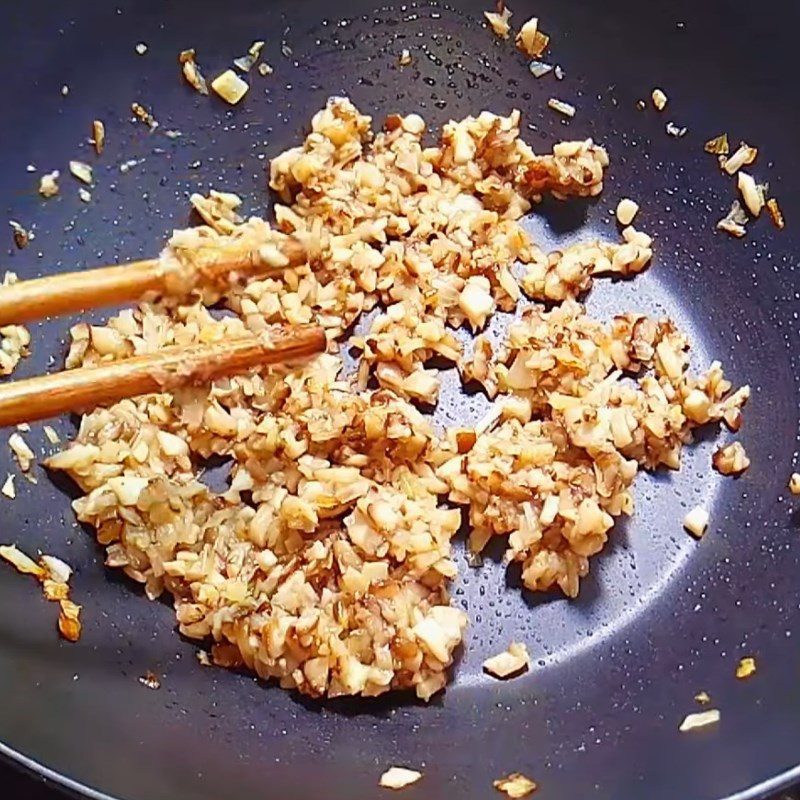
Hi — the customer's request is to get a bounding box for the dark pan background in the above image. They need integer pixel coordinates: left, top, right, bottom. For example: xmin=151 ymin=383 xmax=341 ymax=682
xmin=1 ymin=1 xmax=800 ymax=799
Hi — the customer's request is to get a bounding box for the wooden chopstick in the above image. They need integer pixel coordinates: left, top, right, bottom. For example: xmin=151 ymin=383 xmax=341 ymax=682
xmin=0 ymin=324 xmax=325 ymax=427
xmin=0 ymin=236 xmax=308 ymax=326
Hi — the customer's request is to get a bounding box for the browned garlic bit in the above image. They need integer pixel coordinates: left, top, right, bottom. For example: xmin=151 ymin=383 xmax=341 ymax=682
xmin=483 ymin=641 xmax=530 ymax=678
xmin=766 ymin=197 xmax=785 ymax=229
xmin=736 ymin=656 xmax=756 ymax=679
xmin=494 ymin=773 xmax=538 ymax=798
xmin=712 ymin=441 xmax=750 ymax=476
xmin=704 ymin=134 xmax=729 ymax=156
xmin=485 ymin=6 xmax=513 ymax=38
xmin=43 ymin=97 xmax=746 ymax=699
xmin=516 ymin=18 xmax=549 ymax=58
xmin=398 ymin=49 xmax=412 ymax=67
xmin=179 ymin=49 xmax=209 ymax=95
xmin=379 ymin=767 xmax=423 ymax=790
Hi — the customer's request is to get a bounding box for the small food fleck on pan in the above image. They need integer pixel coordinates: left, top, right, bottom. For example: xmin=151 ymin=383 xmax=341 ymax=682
xmin=379 ymin=767 xmax=423 ymax=790
xmin=790 ymin=473 xmax=800 ymax=495
xmin=516 ymin=17 xmax=549 ymax=58
xmin=61 ymin=84 xmax=69 ymax=96
xmin=135 ymin=42 xmax=148 ymax=55
xmin=736 ymin=656 xmax=756 ymax=679
xmin=257 ymin=62 xmax=273 ymax=76
xmin=58 ymin=598 xmax=82 ymax=642
xmin=131 ymin=102 xmax=159 ymax=131
xmin=484 ymin=6 xmax=513 ymax=38
xmin=548 ymin=98 xmax=575 ymax=117
xmin=665 ymin=121 xmax=687 ymax=137
xmin=712 ymin=442 xmax=750 ymax=476
xmin=39 ymin=170 xmax=60 ymax=198
xmin=651 ymin=88 xmax=667 ymax=111
xmin=683 ymin=506 xmax=709 ymax=538
xmin=9 ymin=432 xmax=35 ymax=472
xmin=766 ymin=197 xmax=785 ymax=229
xmin=704 ymin=133 xmax=729 ymax=155
xmin=43 ymin=426 xmax=61 ymax=445
xmin=78 ymin=188 xmax=92 ymax=203
xmin=615 ymin=198 xmax=639 ymax=226
xmin=694 ymin=691 xmax=711 ymax=705
xmin=69 ymin=160 xmax=93 ymax=185
xmin=179 ymin=49 xmax=209 ymax=95
xmin=493 ymin=772 xmax=538 ymax=798
xmin=528 ymin=61 xmax=553 ymax=78
xmin=9 ymin=220 xmax=32 ymax=249
xmin=233 ymin=40 xmax=265 ymax=72
xmin=483 ymin=641 xmax=530 ymax=679
xmin=196 ymin=650 xmax=212 ymax=666
xmin=138 ymin=671 xmax=162 ymax=689
xmin=679 ymin=709 xmax=720 ymax=732
xmin=398 ymin=49 xmax=412 ymax=66
xmin=716 ymin=200 xmax=748 ymax=238
xmin=737 ymin=172 xmax=764 ymax=217
xmin=722 ymin=142 xmax=757 ymax=175
xmin=211 ymin=69 xmax=249 ymax=105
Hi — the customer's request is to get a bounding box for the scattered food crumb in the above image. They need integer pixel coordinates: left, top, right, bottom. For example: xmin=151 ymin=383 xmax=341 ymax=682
xmin=736 ymin=656 xmax=756 ymax=679
xmin=379 ymin=767 xmax=423 ymax=790
xmin=528 ymin=61 xmax=552 ymax=78
xmin=9 ymin=432 xmax=35 ymax=472
xmin=484 ymin=6 xmax=512 ymax=39
xmin=69 ymin=160 xmax=93 ymax=185
xmin=737 ymin=172 xmax=764 ymax=217
xmin=58 ymin=598 xmax=82 ymax=642
xmin=39 ymin=171 xmax=60 ymax=198
xmin=9 ymin=220 xmax=32 ymax=249
xmin=483 ymin=641 xmax=530 ymax=679
xmin=78 ymin=188 xmax=92 ymax=203
xmin=790 ymin=473 xmax=800 ymax=495
xmin=766 ymin=197 xmax=785 ymax=230
xmin=516 ymin=17 xmax=549 ymax=58
xmin=119 ymin=158 xmax=145 ymax=174
xmin=257 ymin=62 xmax=273 ymax=76
xmin=679 ymin=709 xmax=720 ymax=732
xmin=722 ymin=142 xmax=757 ymax=175
xmin=92 ymin=120 xmax=105 ymax=154
xmin=138 ymin=671 xmax=162 ymax=689
xmin=493 ymin=772 xmax=538 ymax=798
xmin=135 ymin=42 xmax=148 ymax=55
xmin=131 ymin=102 xmax=159 ymax=131
xmin=694 ymin=691 xmax=711 ymax=705
xmin=665 ymin=121 xmax=687 ymax=137
xmin=683 ymin=506 xmax=709 ymax=538
xmin=61 ymin=84 xmax=69 ymax=96
xmin=179 ymin=49 xmax=209 ymax=95
xmin=704 ymin=133 xmax=729 ymax=155
xmin=280 ymin=41 xmax=293 ymax=59
xmin=196 ymin=650 xmax=212 ymax=666
xmin=26 ymin=164 xmax=36 ymax=173
xmin=1 ymin=474 xmax=15 ymax=499
xmin=553 ymin=64 xmax=564 ymax=80
xmin=712 ymin=442 xmax=750 ymax=476
xmin=547 ymin=98 xmax=575 ymax=117
xmin=615 ymin=198 xmax=639 ymax=226
xmin=211 ymin=69 xmax=249 ymax=104
xmin=636 ymin=99 xmax=646 ymax=110
xmin=651 ymin=88 xmax=667 ymax=111
xmin=716 ymin=200 xmax=748 ymax=238
xmin=399 ymin=48 xmax=412 ymax=66
xmin=43 ymin=426 xmax=61 ymax=445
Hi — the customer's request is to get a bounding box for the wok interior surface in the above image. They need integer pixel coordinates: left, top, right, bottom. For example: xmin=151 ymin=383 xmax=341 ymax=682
xmin=1 ymin=1 xmax=799 ymax=798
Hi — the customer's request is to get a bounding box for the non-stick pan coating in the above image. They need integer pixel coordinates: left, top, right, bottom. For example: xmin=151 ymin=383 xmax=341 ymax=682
xmin=1 ymin=1 xmax=799 ymax=798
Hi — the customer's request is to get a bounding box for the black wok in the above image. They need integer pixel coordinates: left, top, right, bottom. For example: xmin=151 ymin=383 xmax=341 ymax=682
xmin=1 ymin=1 xmax=800 ymax=799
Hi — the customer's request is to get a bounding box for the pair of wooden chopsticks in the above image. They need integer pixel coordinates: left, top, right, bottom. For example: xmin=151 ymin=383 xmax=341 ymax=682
xmin=0 ymin=235 xmax=325 ymax=427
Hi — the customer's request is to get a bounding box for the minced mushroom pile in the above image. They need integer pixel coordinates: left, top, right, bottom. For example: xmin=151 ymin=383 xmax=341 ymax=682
xmin=45 ymin=98 xmax=748 ymax=700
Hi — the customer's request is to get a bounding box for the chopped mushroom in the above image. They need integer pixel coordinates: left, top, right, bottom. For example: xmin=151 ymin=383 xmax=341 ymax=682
xmin=179 ymin=49 xmax=209 ymax=95
xmin=712 ymin=442 xmax=750 ymax=476
xmin=483 ymin=641 xmax=530 ymax=679
xmin=790 ymin=473 xmax=800 ymax=495
xmin=683 ymin=506 xmax=709 ymax=538
xmin=379 ymin=767 xmax=423 ymax=790
xmin=722 ymin=142 xmax=757 ymax=175
xmin=494 ymin=773 xmax=538 ymax=798
xmin=211 ymin=70 xmax=249 ymax=104
xmin=69 ymin=160 xmax=93 ymax=185
xmin=516 ymin=18 xmax=549 ymax=58
xmin=651 ymin=88 xmax=667 ymax=111
xmin=679 ymin=709 xmax=720 ymax=732
xmin=737 ymin=172 xmax=764 ymax=217
xmin=736 ymin=656 xmax=756 ymax=679
xmin=548 ymin=98 xmax=575 ymax=117
xmin=484 ymin=6 xmax=512 ymax=38
xmin=39 ymin=170 xmax=60 ymax=198
xmin=615 ymin=198 xmax=639 ymax=226
xmin=716 ymin=200 xmax=748 ymax=238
